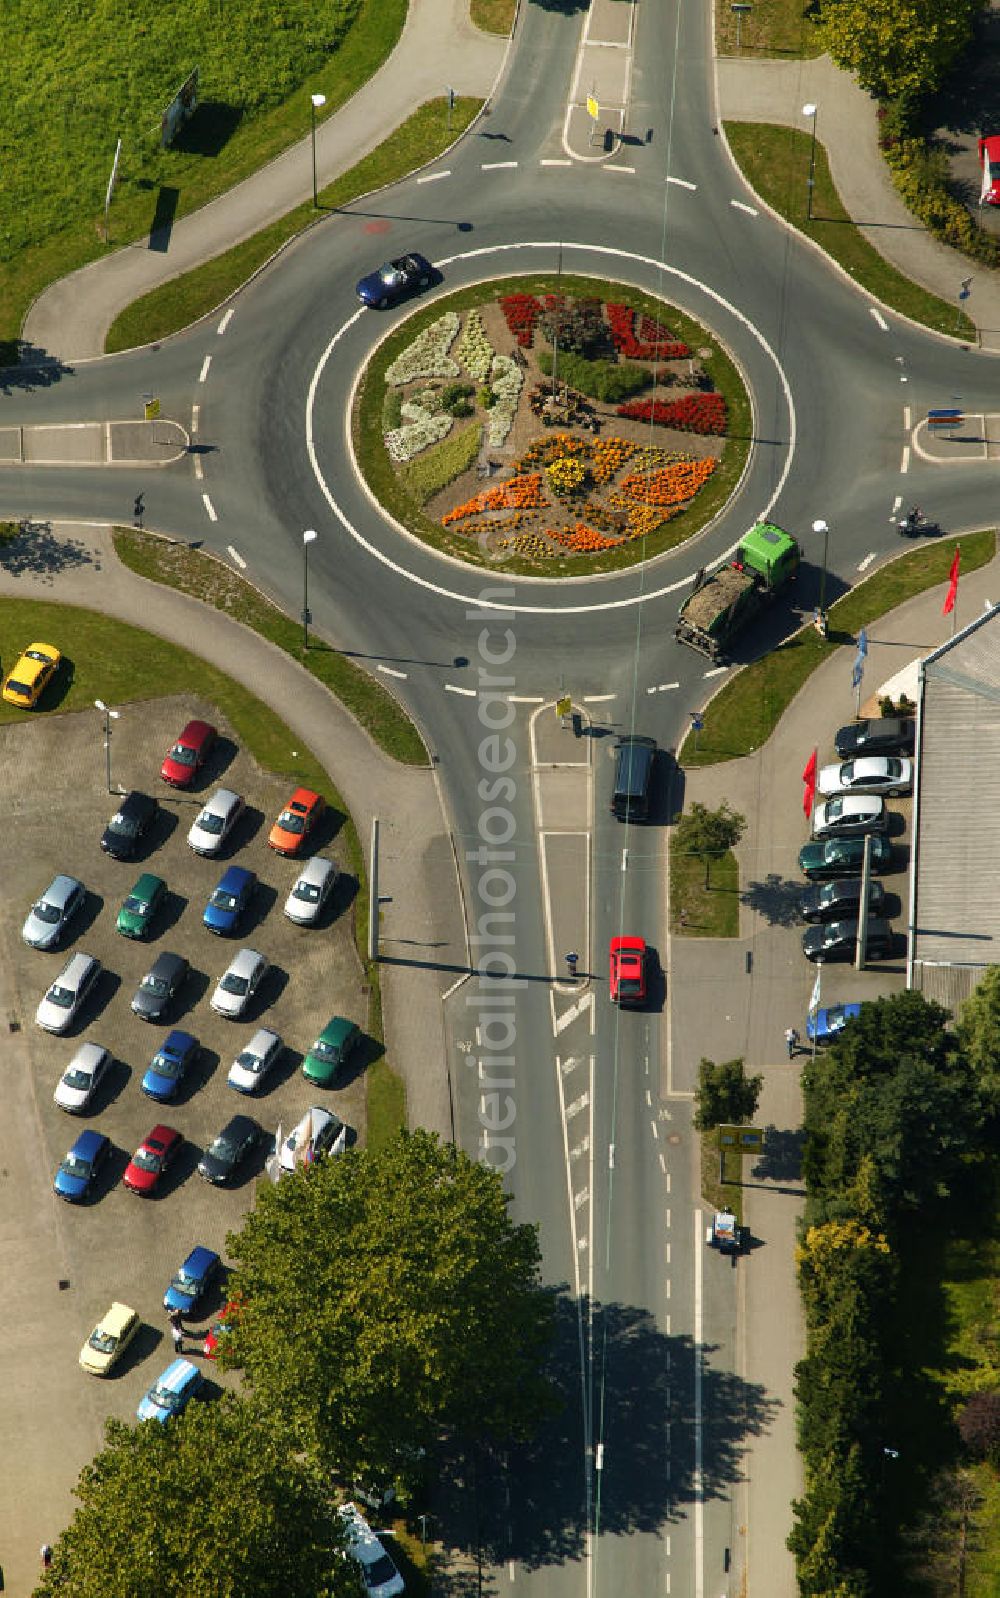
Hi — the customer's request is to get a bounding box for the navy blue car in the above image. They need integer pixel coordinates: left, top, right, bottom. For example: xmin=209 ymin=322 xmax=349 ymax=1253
xmin=54 ymin=1128 xmax=110 ymax=1202
xmin=141 ymin=1030 xmax=200 ymax=1101
xmin=163 ymin=1245 xmax=221 ymax=1315
xmin=203 ymin=866 xmax=257 ymax=936
xmin=356 ymin=252 xmax=434 ymax=308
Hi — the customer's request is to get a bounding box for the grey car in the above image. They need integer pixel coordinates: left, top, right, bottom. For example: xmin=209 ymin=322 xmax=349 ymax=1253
xmin=36 ymin=952 xmax=101 ymax=1034
xmin=283 ymin=856 xmax=339 ymax=926
xmin=22 ymin=873 xmax=86 ymax=950
xmin=210 ymin=948 xmax=268 ymax=1020
xmin=131 ymin=951 xmax=189 ymax=1022
xmin=187 ymin=788 xmax=245 ymax=857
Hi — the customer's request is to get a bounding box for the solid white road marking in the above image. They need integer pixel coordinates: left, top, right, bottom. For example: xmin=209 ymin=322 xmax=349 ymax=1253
xmin=901 ymin=445 xmax=910 ymax=473
xmin=444 ymin=683 xmax=476 ymax=696
xmin=417 ymin=170 xmax=450 ymax=183
xmin=703 ymin=665 xmax=728 ymax=678
xmin=216 ymin=308 xmax=234 ymax=335
xmin=540 ymin=158 xmax=573 ymax=166
xmin=869 ymin=307 xmax=889 ymax=331
xmin=226 ymin=545 xmax=246 ymax=569
xmin=666 ymin=175 xmax=697 ymax=190
xmin=609 ymin=1144 xmax=615 ymax=1169
xmin=190 ymin=404 xmax=200 ymax=434
xmin=377 ymin=664 xmax=408 ymax=679
xmin=198 ymin=355 xmax=211 ymax=383
xmin=194 ymin=454 xmax=204 ymax=481
xmin=605 ymin=164 xmax=636 ymax=174
xmin=583 ymin=691 xmax=616 ymax=702
xmin=508 ymin=694 xmax=544 ymax=703
xmin=202 ymin=492 xmax=217 ymax=522
xmin=857 ymin=552 xmax=876 ymax=572
xmin=482 ymin=160 xmax=518 ymax=170
xmin=731 ymin=199 xmax=757 ymax=215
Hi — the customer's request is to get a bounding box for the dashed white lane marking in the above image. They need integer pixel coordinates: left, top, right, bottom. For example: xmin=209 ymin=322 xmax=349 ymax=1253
xmin=903 ymin=408 xmax=911 ymax=432
xmin=666 ymin=175 xmax=696 ymax=190
xmin=508 ymin=694 xmax=544 ymax=703
xmin=659 ymin=1152 xmax=667 ymax=1173
xmin=605 ymin=163 xmax=635 ymax=174
xmin=482 ymin=160 xmax=518 ymax=170
xmin=647 ymin=680 xmax=679 ymax=694
xmin=540 ymin=158 xmax=573 ymax=166
xmin=216 ymin=308 xmax=234 ymax=335
xmin=444 ymin=683 xmax=476 ymax=696
xmin=645 ymin=1089 xmax=652 ymax=1106
xmin=508 ymin=1560 xmax=515 ymax=1581
xmin=892 ymin=494 xmax=903 ymax=513
xmin=226 ymin=545 xmax=246 ymax=569
xmin=417 ymin=169 xmax=450 ymax=183
xmin=869 ymin=307 xmax=889 ymax=331
xmin=703 ymin=664 xmax=728 ymax=678
xmin=190 ymin=404 xmax=200 ymax=435
xmin=857 ymin=551 xmax=876 ymax=572
xmin=583 ymin=692 xmax=616 ymax=702
xmin=650 ymin=1120 xmax=659 ymax=1140
xmin=377 ymin=664 xmax=408 ymax=679
xmin=731 ymin=198 xmax=757 ymax=215
xmin=198 ymin=355 xmax=212 ymax=383
xmin=901 ymin=444 xmax=911 ymax=473
xmin=202 ymin=492 xmax=218 ymax=522
xmin=194 ymin=455 xmax=204 ymax=481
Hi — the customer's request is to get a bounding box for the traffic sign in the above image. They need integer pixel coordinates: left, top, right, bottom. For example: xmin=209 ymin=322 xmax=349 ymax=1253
xmin=690 ymin=711 xmax=704 ymax=732
xmin=928 ymin=408 xmax=963 ymax=430
xmin=556 ymin=695 xmax=572 ymax=719
xmin=586 ymin=95 xmax=599 ymax=121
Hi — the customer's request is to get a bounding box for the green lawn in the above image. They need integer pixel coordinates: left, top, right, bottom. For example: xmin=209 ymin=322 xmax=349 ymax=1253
xmin=3 ymin=0 xmax=406 ymax=365
xmin=724 ymin=123 xmax=976 ymax=341
xmin=470 ymin=0 xmax=516 ymax=34
xmin=715 ymin=0 xmax=823 ymax=57
xmin=669 ymin=847 xmax=740 ymax=936
xmin=700 ymin=1136 xmax=745 ymax=1226
xmin=680 ymin=530 xmax=996 ymax=767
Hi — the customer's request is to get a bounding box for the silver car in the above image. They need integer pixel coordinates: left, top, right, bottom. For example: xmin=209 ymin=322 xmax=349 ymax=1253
xmin=187 ymin=788 xmax=245 ymax=857
xmin=283 ymin=856 xmax=339 ymax=926
xmin=210 ymin=948 xmax=269 ymax=1020
xmin=36 ymin=952 xmax=101 ymax=1034
xmin=227 ymin=1027 xmax=284 ymax=1094
xmin=22 ymin=873 xmax=86 ymax=950
xmin=54 ymin=1041 xmax=111 ymax=1113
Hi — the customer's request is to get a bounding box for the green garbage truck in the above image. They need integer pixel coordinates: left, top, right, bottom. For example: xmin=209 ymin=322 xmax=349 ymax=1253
xmin=675 ymin=522 xmax=800 ymax=662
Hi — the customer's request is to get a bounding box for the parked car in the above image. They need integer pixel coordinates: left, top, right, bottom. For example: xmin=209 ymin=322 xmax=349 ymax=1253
xmin=817 ymin=756 xmax=912 ymax=799
xmin=187 ymin=787 xmax=245 ymax=857
xmin=609 ymin=936 xmax=647 ymax=1006
xmin=210 ymin=948 xmax=268 ymax=1019
xmin=802 ymin=917 xmax=894 ymax=963
xmin=268 ymin=787 xmax=325 ymax=857
xmin=79 ymin=1301 xmax=139 ymax=1376
xmin=799 ymin=877 xmax=885 ymax=924
xmin=198 ymin=1115 xmax=261 ymax=1185
xmin=811 ymin=795 xmax=888 ymax=840
xmin=283 ymin=855 xmax=339 ymax=926
xmin=53 ymin=1041 xmax=112 ymax=1113
xmin=160 ymin=718 xmax=217 ymax=788
xmin=100 ymin=790 xmax=157 ymax=860
xmin=36 ymin=952 xmax=101 ymax=1034
xmin=163 ymin=1245 xmax=220 ymax=1315
xmin=338 ymin=1501 xmax=405 ymax=1598
xmin=978 ymin=135 xmax=1000 ymax=205
xmin=131 ymin=951 xmax=189 ymax=1022
xmin=834 ymin=717 xmax=915 ymax=759
xmin=22 ymin=872 xmax=86 ymax=950
xmin=203 ymin=865 xmax=257 ymax=936
xmin=2 ymin=641 xmax=60 ymax=708
xmin=141 ymin=1030 xmax=199 ymax=1102
xmin=116 ymin=872 xmax=166 ymax=939
xmin=806 ymin=1002 xmax=863 ymax=1044
xmin=53 ymin=1128 xmax=110 ymax=1203
xmin=122 ymin=1124 xmax=182 ymax=1194
xmin=227 ymin=1027 xmax=284 ymax=1094
xmin=278 ymin=1106 xmax=348 ymax=1172
xmin=136 ymin=1358 xmax=204 ymax=1424
xmin=798 ymin=834 xmax=894 ymax=879
xmin=355 ymin=251 xmax=434 ymax=308
xmin=302 ymin=1017 xmax=362 ymax=1088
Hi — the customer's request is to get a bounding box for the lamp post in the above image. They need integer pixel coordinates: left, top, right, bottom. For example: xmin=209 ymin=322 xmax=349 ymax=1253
xmin=802 ymin=102 xmax=818 ymax=220
xmin=302 ymin=529 xmax=318 ymax=649
xmin=812 ymin=518 xmax=829 ymax=629
xmin=310 ymin=93 xmax=326 ymax=208
xmin=731 ymin=2 xmax=751 ymax=52
xmin=94 ymin=699 xmax=121 ymax=793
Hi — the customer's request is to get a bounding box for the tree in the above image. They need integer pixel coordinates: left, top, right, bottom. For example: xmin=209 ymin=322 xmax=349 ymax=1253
xmin=817 ymin=0 xmax=978 ymax=100
xmin=694 ymin=1055 xmax=762 ymax=1130
xmin=223 ymin=1129 xmax=556 ymax=1487
xmin=958 ymin=1390 xmax=1000 ymax=1464
xmin=956 ymin=965 xmax=1000 ymax=1116
xmin=675 ymin=799 xmax=746 ymax=889
xmin=36 ymin=1396 xmax=358 ymax=1598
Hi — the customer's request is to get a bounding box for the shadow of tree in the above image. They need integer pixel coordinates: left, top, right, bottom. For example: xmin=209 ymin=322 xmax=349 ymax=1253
xmin=740 ymin=873 xmax=803 ymax=928
xmin=0 ymin=520 xmax=101 ymax=581
xmin=0 ymin=345 xmax=76 ymax=391
xmin=751 ymin=1124 xmax=805 ymax=1184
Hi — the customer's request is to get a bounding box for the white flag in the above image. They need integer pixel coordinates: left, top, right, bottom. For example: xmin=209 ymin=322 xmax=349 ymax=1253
xmin=981 ymin=151 xmax=992 ymax=205
xmin=808 ymin=969 xmax=822 ymax=1015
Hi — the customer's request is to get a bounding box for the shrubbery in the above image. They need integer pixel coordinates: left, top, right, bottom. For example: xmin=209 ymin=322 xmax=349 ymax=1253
xmin=536 ymin=350 xmax=649 ymax=403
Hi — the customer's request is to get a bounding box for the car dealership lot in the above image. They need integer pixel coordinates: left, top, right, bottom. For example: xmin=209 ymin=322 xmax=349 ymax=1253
xmin=0 ymin=697 xmax=366 ymax=1563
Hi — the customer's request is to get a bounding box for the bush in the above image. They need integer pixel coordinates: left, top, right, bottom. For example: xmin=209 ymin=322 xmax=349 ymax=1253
xmin=884 ymin=135 xmax=1000 ymax=267
xmin=381 ymin=389 xmax=403 ymax=431
xmin=536 ymin=351 xmax=649 ymax=403
xmin=538 ymin=295 xmax=606 ymax=357
xmin=957 ymin=1390 xmax=1000 ymax=1463
xmin=441 ymin=382 xmax=475 ymax=416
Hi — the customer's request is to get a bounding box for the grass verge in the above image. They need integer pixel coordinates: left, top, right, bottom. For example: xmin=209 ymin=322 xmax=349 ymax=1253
xmin=470 ymin=0 xmax=517 ymax=34
xmin=112 ymin=528 xmax=428 ymax=767
xmin=700 ymin=1136 xmax=744 ymax=1226
xmin=670 ymin=849 xmax=740 ymax=936
xmin=679 ymin=529 xmax=996 ymax=767
xmin=105 ymin=96 xmax=482 ymax=353
xmin=724 ymin=123 xmax=976 ymax=341
xmin=714 ymin=0 xmax=823 ymax=57
xmin=0 ymin=592 xmax=405 ymax=1144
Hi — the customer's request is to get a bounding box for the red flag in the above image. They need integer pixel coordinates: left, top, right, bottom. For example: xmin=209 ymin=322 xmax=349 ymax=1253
xmin=942 ymin=545 xmax=961 ymax=616
xmin=802 ymin=748 xmax=818 ymax=819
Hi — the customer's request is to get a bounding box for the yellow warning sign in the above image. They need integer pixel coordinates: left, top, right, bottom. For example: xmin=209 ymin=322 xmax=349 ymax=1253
xmin=586 ymin=95 xmax=599 ymax=121
xmin=556 ymin=695 xmax=572 ymax=718
xmin=143 ymin=398 xmax=161 ymax=420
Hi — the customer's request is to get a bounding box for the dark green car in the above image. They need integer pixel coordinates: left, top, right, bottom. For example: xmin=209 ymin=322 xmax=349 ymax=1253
xmin=116 ymin=872 xmax=167 ymax=939
xmin=798 ymin=835 xmax=893 ymax=881
xmin=302 ymin=1017 xmax=362 ymax=1088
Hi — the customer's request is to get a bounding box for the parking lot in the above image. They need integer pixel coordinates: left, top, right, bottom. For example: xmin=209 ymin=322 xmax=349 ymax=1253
xmin=0 ymin=694 xmax=368 ymax=1575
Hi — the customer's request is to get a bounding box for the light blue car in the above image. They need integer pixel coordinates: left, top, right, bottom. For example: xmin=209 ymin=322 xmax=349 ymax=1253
xmin=806 ymin=1002 xmax=862 ymax=1044
xmin=136 ymin=1358 xmax=204 ymax=1424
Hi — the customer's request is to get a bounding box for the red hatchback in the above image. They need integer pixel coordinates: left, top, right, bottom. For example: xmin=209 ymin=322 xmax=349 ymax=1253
xmin=609 ymin=936 xmax=647 ymax=1006
xmin=122 ymin=1124 xmax=182 ymax=1195
xmin=160 ymin=719 xmax=217 ymax=788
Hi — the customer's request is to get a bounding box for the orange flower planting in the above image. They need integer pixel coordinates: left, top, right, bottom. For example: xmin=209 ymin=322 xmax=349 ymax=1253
xmin=590 ymin=438 xmax=637 ymax=483
xmin=615 ymin=457 xmax=716 ymax=509
xmin=442 ymin=473 xmax=546 ymax=525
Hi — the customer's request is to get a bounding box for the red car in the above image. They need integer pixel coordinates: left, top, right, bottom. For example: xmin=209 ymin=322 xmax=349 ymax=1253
xmin=203 ymin=1299 xmax=241 ymax=1359
xmin=160 ymin=719 xmax=217 ymax=788
xmin=609 ymin=936 xmax=647 ymax=1006
xmin=979 ymin=135 xmax=1000 ymax=205
xmin=267 ymin=787 xmax=325 ymax=856
xmin=122 ymin=1124 xmax=182 ymax=1195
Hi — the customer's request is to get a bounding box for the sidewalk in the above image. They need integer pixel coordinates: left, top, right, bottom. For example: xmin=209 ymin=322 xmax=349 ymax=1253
xmin=21 ymin=0 xmax=508 ymax=364
xmin=715 ymin=52 xmax=1000 ymax=349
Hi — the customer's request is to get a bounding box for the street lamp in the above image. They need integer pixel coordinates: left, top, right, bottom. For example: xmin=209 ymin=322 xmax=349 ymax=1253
xmin=302 ymin=529 xmax=318 ymax=649
xmin=94 ymin=699 xmax=121 ymax=794
xmin=802 ymin=102 xmax=818 ymax=221
xmin=812 ymin=518 xmax=829 ymax=628
xmin=310 ymin=93 xmax=326 ymax=208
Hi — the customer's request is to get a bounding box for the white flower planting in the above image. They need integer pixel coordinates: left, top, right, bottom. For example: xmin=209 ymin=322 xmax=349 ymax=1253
xmin=487 ymin=354 xmax=523 ymax=447
xmin=455 ymin=309 xmax=494 ymax=381
xmin=385 ymin=313 xmax=460 ymax=386
xmin=384 ymin=400 xmax=453 ymax=462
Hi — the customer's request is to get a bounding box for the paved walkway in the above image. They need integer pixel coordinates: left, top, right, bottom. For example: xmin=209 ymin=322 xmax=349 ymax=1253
xmin=715 ymin=52 xmax=1000 ymax=349
xmin=21 ymin=0 xmax=508 ymax=363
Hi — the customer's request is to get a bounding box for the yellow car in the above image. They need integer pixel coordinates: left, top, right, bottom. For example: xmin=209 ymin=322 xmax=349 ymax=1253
xmin=79 ymin=1301 xmax=140 ymax=1377
xmin=2 ymin=641 xmax=61 ymax=708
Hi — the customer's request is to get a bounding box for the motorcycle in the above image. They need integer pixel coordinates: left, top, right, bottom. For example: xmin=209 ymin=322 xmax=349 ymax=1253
xmin=898 ymin=508 xmax=935 ymax=536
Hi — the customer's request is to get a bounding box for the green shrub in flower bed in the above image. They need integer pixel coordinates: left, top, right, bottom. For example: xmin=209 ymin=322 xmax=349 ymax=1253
xmin=399 ymin=420 xmax=482 ymax=505
xmin=536 ymin=351 xmax=650 ymax=404
xmin=382 ymin=389 xmax=403 ymax=431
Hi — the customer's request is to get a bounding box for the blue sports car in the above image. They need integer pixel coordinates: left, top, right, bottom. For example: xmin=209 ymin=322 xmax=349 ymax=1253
xmin=163 ymin=1245 xmax=220 ymax=1315
xmin=54 ymin=1128 xmax=110 ymax=1202
xmin=203 ymin=865 xmax=257 ymax=936
xmin=356 ymin=252 xmax=435 ymax=308
xmin=141 ymin=1030 xmax=199 ymax=1102
xmin=806 ymin=1002 xmax=862 ymax=1044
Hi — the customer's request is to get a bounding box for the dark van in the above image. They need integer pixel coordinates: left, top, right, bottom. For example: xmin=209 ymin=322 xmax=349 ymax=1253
xmin=611 ymin=735 xmax=657 ymax=821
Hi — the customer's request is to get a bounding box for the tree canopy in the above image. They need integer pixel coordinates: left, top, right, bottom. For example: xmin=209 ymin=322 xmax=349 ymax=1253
xmin=694 ymin=1055 xmax=762 ymax=1131
xmin=817 ymin=0 xmax=980 ymax=101
xmin=956 ymin=964 xmax=1000 ymax=1116
xmin=675 ymin=799 xmax=746 ymax=889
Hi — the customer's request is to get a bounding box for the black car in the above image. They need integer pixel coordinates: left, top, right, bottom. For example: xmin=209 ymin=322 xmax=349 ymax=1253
xmin=198 ymin=1114 xmax=261 ymax=1185
xmin=800 ymin=877 xmax=885 ymax=924
xmin=834 ymin=717 xmax=915 ymax=759
xmin=100 ymin=790 xmax=157 ymax=859
xmin=797 ymin=834 xmax=894 ymax=879
xmin=802 ymin=916 xmax=894 ymax=963
xmin=131 ymin=951 xmax=189 ymax=1022
xmin=355 ymin=252 xmax=434 ymax=309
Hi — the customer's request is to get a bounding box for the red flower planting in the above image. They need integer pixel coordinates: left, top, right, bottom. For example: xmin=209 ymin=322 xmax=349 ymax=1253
xmin=499 ymin=293 xmax=542 ymax=347
xmin=617 ymin=393 xmax=728 ymax=435
xmin=606 ymin=302 xmax=689 ymax=361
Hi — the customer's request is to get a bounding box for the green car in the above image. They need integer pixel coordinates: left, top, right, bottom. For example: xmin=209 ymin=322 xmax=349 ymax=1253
xmin=116 ymin=873 xmax=167 ymax=939
xmin=302 ymin=1017 xmax=362 ymax=1088
xmin=798 ymin=834 xmax=893 ymax=881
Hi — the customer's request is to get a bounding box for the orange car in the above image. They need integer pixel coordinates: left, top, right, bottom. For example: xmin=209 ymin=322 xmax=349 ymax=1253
xmin=268 ymin=787 xmax=325 ymax=856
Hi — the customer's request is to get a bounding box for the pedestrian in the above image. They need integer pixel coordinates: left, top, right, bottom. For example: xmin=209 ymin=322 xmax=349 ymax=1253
xmin=41 ymin=1543 xmax=53 ymax=1571
xmin=679 ymin=908 xmax=689 ymax=928
xmin=168 ymin=1308 xmax=184 ymax=1353
xmin=785 ymin=1026 xmax=800 ymax=1059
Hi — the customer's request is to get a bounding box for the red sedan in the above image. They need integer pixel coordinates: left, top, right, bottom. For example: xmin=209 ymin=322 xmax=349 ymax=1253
xmin=122 ymin=1124 xmax=182 ymax=1195
xmin=160 ymin=719 xmax=217 ymax=788
xmin=609 ymin=936 xmax=647 ymax=1006
xmin=979 ymin=135 xmax=1000 ymax=205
